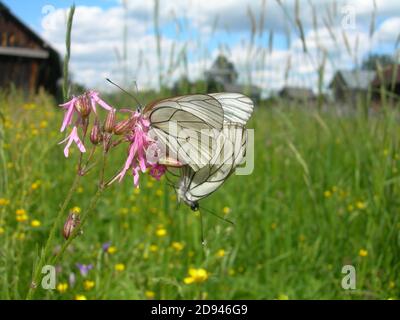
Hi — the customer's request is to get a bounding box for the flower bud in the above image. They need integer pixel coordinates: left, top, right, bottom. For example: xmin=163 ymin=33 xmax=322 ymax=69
xmin=90 ymin=121 xmax=102 ymax=145
xmin=75 ymin=95 xmax=91 ymax=118
xmin=103 ymin=109 xmax=116 ymax=133
xmin=114 ymin=117 xmax=135 ymax=135
xmin=63 ymin=213 xmax=81 ymax=240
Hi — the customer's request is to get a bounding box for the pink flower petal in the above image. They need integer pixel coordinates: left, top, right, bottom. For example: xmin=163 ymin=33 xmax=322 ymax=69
xmin=60 ymin=100 xmax=76 ymax=132
xmin=90 ymin=91 xmax=113 ymax=111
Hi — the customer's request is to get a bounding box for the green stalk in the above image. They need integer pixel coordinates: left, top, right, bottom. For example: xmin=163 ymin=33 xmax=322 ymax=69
xmin=26 ymin=5 xmax=76 ymax=300
xmin=26 ymin=174 xmax=81 ymax=299
xmin=63 ymin=5 xmax=75 ymax=101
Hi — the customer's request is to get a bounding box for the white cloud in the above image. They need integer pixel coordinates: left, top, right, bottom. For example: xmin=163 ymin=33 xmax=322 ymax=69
xmin=40 ymin=0 xmax=400 ymax=95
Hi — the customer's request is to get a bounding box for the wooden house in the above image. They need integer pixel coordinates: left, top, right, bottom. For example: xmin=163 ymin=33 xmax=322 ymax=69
xmin=205 ymin=54 xmax=261 ymax=102
xmin=278 ymin=86 xmax=315 ymax=103
xmin=371 ymin=65 xmax=400 ymax=101
xmin=0 ymin=2 xmax=61 ymax=96
xmin=329 ymin=70 xmax=375 ymax=105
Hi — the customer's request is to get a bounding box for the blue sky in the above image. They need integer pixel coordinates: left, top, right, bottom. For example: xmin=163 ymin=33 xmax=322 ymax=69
xmin=3 ymin=0 xmax=399 ymax=93
xmin=2 ymin=0 xmax=116 ymax=31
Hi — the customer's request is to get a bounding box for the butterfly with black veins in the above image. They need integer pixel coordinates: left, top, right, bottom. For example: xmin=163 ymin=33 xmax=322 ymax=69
xmin=144 ymin=92 xmax=254 ymax=171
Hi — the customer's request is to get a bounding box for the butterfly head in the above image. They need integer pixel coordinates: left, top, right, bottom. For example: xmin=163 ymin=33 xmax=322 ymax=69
xmin=190 ymin=202 xmax=199 ymax=212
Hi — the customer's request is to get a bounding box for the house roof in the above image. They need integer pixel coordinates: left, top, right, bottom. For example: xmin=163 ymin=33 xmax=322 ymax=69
xmin=329 ymin=70 xmax=376 ymax=90
xmin=371 ymin=65 xmax=400 ymax=86
xmin=0 ymin=46 xmax=49 ymax=59
xmin=279 ymin=86 xmax=314 ymax=99
xmin=0 ymin=2 xmax=58 ymax=55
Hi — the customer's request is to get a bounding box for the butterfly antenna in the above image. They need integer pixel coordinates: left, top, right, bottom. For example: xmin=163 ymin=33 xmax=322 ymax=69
xmin=106 ymin=78 xmax=143 ymax=110
xmin=200 ymin=206 xmax=235 ymax=226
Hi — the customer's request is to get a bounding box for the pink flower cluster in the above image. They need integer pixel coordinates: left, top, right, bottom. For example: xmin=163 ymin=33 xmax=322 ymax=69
xmin=58 ymin=91 xmax=166 ymax=188
xmin=110 ymin=111 xmax=166 ymax=187
xmin=59 ymin=91 xmax=113 ymax=157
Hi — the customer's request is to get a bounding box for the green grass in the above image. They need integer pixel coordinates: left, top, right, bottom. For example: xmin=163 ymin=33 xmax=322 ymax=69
xmin=0 ymin=88 xmax=399 ymax=300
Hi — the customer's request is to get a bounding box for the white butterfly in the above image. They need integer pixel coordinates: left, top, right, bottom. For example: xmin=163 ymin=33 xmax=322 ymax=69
xmin=153 ymin=92 xmax=254 ymax=210
xmin=143 ymin=92 xmax=253 ymax=171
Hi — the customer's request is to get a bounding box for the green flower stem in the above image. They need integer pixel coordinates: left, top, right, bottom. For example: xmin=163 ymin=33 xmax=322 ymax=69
xmin=26 ymin=174 xmax=81 ymax=300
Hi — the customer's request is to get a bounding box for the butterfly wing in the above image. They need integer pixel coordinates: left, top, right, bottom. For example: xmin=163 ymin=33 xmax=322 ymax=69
xmin=144 ymin=94 xmax=225 ymax=171
xmin=178 ymin=123 xmax=247 ymax=203
xmin=209 ymin=93 xmax=254 ymax=125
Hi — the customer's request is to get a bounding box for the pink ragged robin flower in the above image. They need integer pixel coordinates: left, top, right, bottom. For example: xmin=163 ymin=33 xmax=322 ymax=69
xmin=59 ymin=91 xmax=113 ymax=132
xmin=58 ymin=126 xmax=86 ymax=158
xmin=109 ymin=111 xmax=166 ymax=187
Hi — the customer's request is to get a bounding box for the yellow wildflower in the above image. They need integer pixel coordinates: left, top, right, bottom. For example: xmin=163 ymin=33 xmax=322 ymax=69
xmin=216 ymin=249 xmax=225 ymax=258
xmin=31 ymin=181 xmax=41 ymax=190
xmin=133 ymin=188 xmax=140 ymax=195
xmin=389 ymin=281 xmax=396 ymax=289
xmin=0 ymin=198 xmax=10 ymax=206
xmin=107 ymin=246 xmax=117 ymax=254
xmin=324 ymin=190 xmax=332 ymax=198
xmin=184 ymin=268 xmax=209 ymax=284
xmin=356 ymin=201 xmax=367 ymax=210
xmin=145 ymin=291 xmax=155 ymax=299
xmin=39 ymin=120 xmax=48 ymax=129
xmin=57 ymin=283 xmax=68 ymax=293
xmin=31 ymin=220 xmax=41 ymax=227
xmin=0 ymin=227 xmax=5 ymax=235
xmin=171 ymin=241 xmax=184 ymax=251
xmin=77 ymin=187 xmax=84 ymax=193
xmin=222 ymin=207 xmax=231 ymax=215
xmin=115 ymin=263 xmax=125 ymax=272
xmin=150 ymin=244 xmax=158 ymax=252
xmin=71 ymin=206 xmax=81 ymax=214
xmin=16 ymin=214 xmax=29 ymax=222
xmin=155 ymin=189 xmax=163 ymax=197
xmin=75 ymin=294 xmax=87 ymax=300
xmin=156 ymin=228 xmax=167 ymax=237
xmin=359 ymin=249 xmax=368 ymax=257
xmin=16 ymin=209 xmax=26 ymax=216
xmin=83 ymin=280 xmax=95 ymax=291
xmin=277 ymin=294 xmax=289 ymax=300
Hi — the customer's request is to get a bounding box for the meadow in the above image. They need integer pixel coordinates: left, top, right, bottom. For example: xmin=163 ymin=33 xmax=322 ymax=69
xmin=1 ymin=87 xmax=399 ymax=300
xmin=1 ymin=0 xmax=400 ymax=301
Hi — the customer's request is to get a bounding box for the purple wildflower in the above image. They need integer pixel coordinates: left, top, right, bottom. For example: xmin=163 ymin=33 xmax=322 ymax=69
xmin=102 ymin=241 xmax=111 ymax=252
xmin=76 ymin=263 xmax=93 ymax=277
